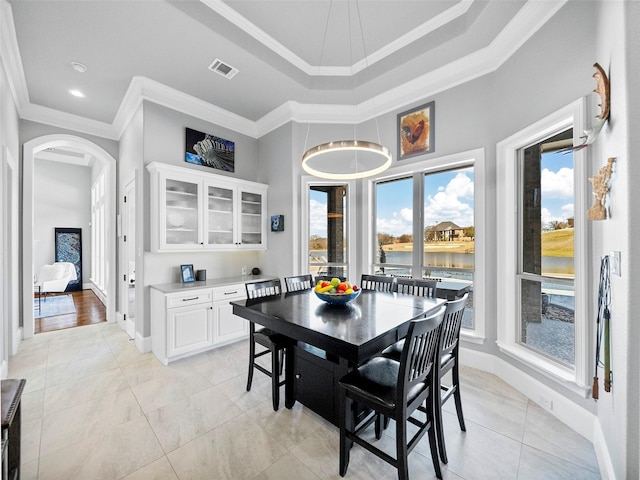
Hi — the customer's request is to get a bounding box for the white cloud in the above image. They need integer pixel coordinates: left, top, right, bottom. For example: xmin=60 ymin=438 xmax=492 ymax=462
xmin=561 ymin=203 xmax=574 ymax=219
xmin=377 ymin=208 xmax=413 ymax=236
xmin=541 ymin=167 xmax=573 ymax=199
xmin=423 ymin=172 xmax=475 ymax=227
xmin=309 ymin=198 xmax=327 ymax=236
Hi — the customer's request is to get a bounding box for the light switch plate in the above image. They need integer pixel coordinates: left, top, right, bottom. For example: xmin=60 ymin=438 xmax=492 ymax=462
xmin=610 ymin=251 xmax=621 ymax=276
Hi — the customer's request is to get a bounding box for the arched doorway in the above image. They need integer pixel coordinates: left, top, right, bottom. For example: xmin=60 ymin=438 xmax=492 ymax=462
xmin=22 ymin=134 xmax=117 ymax=339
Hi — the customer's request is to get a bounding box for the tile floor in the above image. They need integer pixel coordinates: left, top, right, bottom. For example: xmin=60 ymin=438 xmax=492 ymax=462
xmin=8 ymin=322 xmax=601 ymax=479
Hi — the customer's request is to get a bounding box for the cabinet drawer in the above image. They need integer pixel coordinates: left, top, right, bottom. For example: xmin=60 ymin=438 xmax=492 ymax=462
xmin=167 ymin=290 xmax=213 ymax=308
xmin=212 ymin=284 xmax=245 ymax=301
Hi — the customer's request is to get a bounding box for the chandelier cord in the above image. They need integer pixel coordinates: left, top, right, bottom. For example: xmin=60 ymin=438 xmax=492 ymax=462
xmin=302 ymin=0 xmax=334 ymax=157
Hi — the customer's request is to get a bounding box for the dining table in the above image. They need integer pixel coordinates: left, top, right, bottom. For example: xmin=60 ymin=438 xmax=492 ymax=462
xmin=231 ymin=288 xmax=446 ymax=425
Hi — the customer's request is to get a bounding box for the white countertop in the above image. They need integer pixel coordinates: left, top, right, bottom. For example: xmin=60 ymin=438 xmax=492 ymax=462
xmin=150 ymin=274 xmax=278 ymax=294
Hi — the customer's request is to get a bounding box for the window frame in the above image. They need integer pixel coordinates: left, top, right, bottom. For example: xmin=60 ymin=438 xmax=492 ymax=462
xmin=363 ymin=148 xmax=486 ymax=344
xmin=300 ymin=176 xmax=357 ymax=281
xmin=497 ymin=99 xmax=591 ymax=396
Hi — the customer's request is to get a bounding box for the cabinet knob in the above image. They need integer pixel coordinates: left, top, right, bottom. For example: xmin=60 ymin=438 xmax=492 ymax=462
xmin=295 ymin=374 xmax=301 ymax=379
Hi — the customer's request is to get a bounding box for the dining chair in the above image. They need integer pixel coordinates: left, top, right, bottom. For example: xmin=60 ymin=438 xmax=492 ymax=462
xmin=379 ymin=293 xmax=469 ymax=464
xmin=360 ymin=274 xmax=395 ymax=292
xmin=394 ymin=277 xmax=438 ymax=297
xmin=338 ymin=305 xmax=446 ymax=480
xmin=245 ymin=279 xmax=290 ymax=411
xmin=432 ymin=293 xmax=468 ymax=463
xmin=284 ymin=274 xmax=313 ymax=292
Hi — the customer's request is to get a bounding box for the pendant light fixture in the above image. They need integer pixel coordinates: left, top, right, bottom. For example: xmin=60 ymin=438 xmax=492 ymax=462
xmin=301 ymin=0 xmax=392 ymax=180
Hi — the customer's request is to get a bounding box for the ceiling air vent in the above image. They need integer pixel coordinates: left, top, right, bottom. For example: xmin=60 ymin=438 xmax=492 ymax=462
xmin=208 ymin=58 xmax=239 ymax=79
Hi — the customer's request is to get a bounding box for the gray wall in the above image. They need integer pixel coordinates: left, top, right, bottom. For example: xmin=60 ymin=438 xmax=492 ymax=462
xmin=33 ymin=159 xmax=91 ymax=283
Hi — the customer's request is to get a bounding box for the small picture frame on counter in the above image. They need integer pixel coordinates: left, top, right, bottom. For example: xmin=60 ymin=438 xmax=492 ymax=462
xmin=180 ymin=264 xmax=195 ymax=283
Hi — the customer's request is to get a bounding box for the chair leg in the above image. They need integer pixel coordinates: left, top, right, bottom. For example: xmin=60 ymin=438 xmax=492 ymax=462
xmin=375 ymin=414 xmax=383 ymax=440
xmin=278 ymin=349 xmax=284 ymax=376
xmin=246 ymin=328 xmax=255 ymax=392
xmin=427 ymin=400 xmax=443 ymax=479
xmin=452 ymin=363 xmax=466 ymax=431
xmin=395 ymin=413 xmax=409 ymax=480
xmin=271 ymin=347 xmax=280 ymax=411
xmin=434 ymin=383 xmax=448 ymax=464
xmin=339 ymin=396 xmax=352 ymax=477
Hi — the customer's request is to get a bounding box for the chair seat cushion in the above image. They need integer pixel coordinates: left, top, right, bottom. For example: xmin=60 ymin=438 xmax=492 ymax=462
xmin=339 ymin=357 xmax=427 ymax=409
xmin=381 ymin=339 xmax=404 ymax=361
xmin=383 ymin=340 xmax=452 ymax=368
xmin=254 ymin=328 xmax=289 ymax=348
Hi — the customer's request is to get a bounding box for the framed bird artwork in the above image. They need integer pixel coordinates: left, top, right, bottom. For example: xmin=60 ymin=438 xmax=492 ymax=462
xmin=397 ymin=101 xmax=435 ymax=160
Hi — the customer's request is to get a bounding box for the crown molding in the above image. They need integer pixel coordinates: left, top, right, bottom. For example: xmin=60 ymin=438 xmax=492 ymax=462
xmin=201 ymin=0 xmax=473 ymax=77
xmin=0 ymin=0 xmax=29 ymax=113
xmin=2 ymin=0 xmax=567 ymax=141
xmin=112 ymin=76 xmax=258 ymax=139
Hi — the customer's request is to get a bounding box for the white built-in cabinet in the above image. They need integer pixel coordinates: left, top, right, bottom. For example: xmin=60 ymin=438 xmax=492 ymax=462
xmin=147 ymin=162 xmax=267 ymax=252
xmin=150 ymin=282 xmax=248 ymax=365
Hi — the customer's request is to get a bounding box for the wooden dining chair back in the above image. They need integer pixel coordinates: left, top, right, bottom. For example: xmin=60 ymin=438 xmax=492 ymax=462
xmin=395 ymin=277 xmax=438 ymax=297
xmin=360 ymin=274 xmax=395 ymax=292
xmin=284 ymin=274 xmax=313 ymax=292
xmin=244 ymin=279 xmax=289 ymax=411
xmin=246 ymin=279 xmax=282 ymax=299
xmin=433 ymin=293 xmax=468 ymax=463
xmin=339 ymin=305 xmax=446 ymax=480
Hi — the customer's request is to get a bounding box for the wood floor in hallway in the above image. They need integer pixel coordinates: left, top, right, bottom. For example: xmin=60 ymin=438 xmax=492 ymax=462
xmin=35 ymin=289 xmax=106 ymax=334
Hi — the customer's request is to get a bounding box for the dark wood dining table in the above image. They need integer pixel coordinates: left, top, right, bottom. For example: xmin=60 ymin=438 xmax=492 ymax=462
xmin=232 ymin=289 xmax=446 ymax=423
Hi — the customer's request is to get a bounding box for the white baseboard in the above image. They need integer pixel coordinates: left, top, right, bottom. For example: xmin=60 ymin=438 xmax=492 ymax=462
xmin=460 ymin=347 xmax=595 ymax=439
xmin=592 ymin=419 xmax=616 ymax=480
xmin=460 ymin=347 xmax=611 ymax=479
xmin=12 ymin=326 xmax=22 ymax=355
xmin=135 ymin=332 xmax=152 ymax=353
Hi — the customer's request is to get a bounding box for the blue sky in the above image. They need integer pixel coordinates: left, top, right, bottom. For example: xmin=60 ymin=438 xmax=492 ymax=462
xmin=310 ymin=154 xmax=573 ymax=238
xmin=540 ymin=150 xmax=574 ymax=227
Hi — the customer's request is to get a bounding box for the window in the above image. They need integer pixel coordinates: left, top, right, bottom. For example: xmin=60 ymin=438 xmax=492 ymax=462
xmin=303 ymin=179 xmax=355 ymax=280
xmin=519 ymin=130 xmax=575 ymax=365
xmin=497 ymin=99 xmax=590 ymax=393
xmin=369 ymin=149 xmax=485 ymax=341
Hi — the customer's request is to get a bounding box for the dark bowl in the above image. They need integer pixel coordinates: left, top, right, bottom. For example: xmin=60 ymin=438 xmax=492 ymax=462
xmin=315 ymin=289 xmax=361 ymax=305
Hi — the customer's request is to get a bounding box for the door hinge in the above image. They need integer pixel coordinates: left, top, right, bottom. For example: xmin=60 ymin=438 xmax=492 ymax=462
xmin=124 ymin=274 xmax=127 ymax=282
xmin=124 ymin=196 xmax=127 ymax=203
xmin=124 ymin=235 xmax=127 ymax=242
xmin=123 ymin=313 xmax=126 ymax=321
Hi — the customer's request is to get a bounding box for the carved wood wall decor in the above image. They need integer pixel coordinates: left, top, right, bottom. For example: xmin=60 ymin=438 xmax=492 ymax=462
xmin=588 ymin=157 xmax=616 ymax=221
xmin=566 ymin=62 xmax=611 ymax=152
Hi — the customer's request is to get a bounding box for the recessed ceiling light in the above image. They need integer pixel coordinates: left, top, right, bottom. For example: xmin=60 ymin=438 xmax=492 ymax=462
xmin=68 ymin=89 xmax=85 ymax=98
xmin=70 ymin=62 xmax=87 ymax=73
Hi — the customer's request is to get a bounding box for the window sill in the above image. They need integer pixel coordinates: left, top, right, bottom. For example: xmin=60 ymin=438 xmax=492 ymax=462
xmin=496 ymin=341 xmax=591 ymax=398
xmin=461 ymin=331 xmax=485 ymax=345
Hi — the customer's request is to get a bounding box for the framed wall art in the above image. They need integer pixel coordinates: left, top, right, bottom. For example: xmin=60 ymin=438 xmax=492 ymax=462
xmin=185 ymin=127 xmax=235 ymax=172
xmin=397 ymin=101 xmax=435 ymax=160
xmin=54 ymin=227 xmax=82 ymax=291
xmin=180 ymin=264 xmax=195 ymax=283
xmin=271 ymin=215 xmax=284 ymax=232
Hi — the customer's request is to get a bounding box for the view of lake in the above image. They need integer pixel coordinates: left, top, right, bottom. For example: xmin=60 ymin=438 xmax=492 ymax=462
xmin=311 ymin=250 xmax=574 ymax=276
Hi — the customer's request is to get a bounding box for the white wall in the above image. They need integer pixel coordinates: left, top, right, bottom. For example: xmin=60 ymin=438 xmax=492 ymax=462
xmin=0 ymin=41 xmax=20 ymax=375
xmin=591 ymin=2 xmax=639 ymax=478
xmin=33 ymin=158 xmax=91 ymax=284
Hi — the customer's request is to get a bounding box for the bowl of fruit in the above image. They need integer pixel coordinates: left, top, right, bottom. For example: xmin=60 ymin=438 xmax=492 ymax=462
xmin=314 ymin=278 xmax=361 ymax=305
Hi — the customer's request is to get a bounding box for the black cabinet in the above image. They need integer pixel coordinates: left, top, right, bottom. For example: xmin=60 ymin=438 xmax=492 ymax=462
xmin=294 ymin=343 xmax=339 ymax=424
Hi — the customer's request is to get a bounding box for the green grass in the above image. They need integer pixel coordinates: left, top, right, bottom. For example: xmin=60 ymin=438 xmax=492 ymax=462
xmin=542 ymin=228 xmax=574 ymax=257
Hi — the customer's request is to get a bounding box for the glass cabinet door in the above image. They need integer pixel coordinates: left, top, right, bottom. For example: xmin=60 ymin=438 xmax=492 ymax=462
xmin=206 ymin=184 xmax=235 ymax=246
xmin=240 ymin=190 xmax=263 ymax=245
xmin=164 ymin=178 xmax=200 ymax=246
